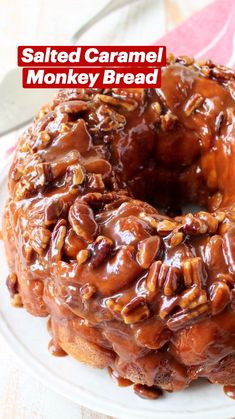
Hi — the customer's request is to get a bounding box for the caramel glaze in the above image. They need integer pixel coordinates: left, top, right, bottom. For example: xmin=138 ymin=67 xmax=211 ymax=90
xmin=108 ymin=367 xmax=132 ymax=387
xmin=3 ymin=57 xmax=235 ymax=395
xmin=48 ymin=338 xmax=68 ymax=357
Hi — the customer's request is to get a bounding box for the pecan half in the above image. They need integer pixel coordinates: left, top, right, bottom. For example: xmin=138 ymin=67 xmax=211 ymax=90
xmin=146 ymin=261 xmax=181 ymax=297
xmin=178 ymin=285 xmax=207 ymax=310
xmin=197 ymin=211 xmax=218 ymax=233
xmin=159 ymin=264 xmax=181 ymax=297
xmin=209 ymin=281 xmax=232 ymax=315
xmin=160 ymin=112 xmax=178 ymax=131
xmin=95 ymin=93 xmax=137 ymax=112
xmin=184 ymin=94 xmax=204 ymax=116
xmin=69 ymin=200 xmax=98 ymax=242
xmin=136 ymin=236 xmax=161 ymax=269
xmin=169 ymin=231 xmax=184 ymax=247
xmin=181 ymin=213 xmax=208 ymax=235
xmin=71 ymin=164 xmax=85 ymax=186
xmin=50 ymin=219 xmax=67 ymax=262
xmin=139 ymin=212 xmax=158 ymax=229
xmin=158 ymin=295 xmax=179 ymax=319
xmin=157 ymin=219 xmax=177 ymax=235
xmin=166 ymin=303 xmax=209 ymax=331
xmin=90 ymin=235 xmax=113 ymax=268
xmin=121 ymin=296 xmax=150 ymax=324
xmin=211 ymin=65 xmax=235 ymax=82
xmin=146 ymin=261 xmax=162 ymax=293
xmin=182 ymin=257 xmax=206 ymax=288
xmin=30 ymin=227 xmax=51 ymax=255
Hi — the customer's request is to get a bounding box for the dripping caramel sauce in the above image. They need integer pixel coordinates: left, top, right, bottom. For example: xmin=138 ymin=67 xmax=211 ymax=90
xmin=224 ymin=385 xmax=235 ymax=400
xmin=108 ymin=367 xmax=133 ymax=387
xmin=48 ymin=339 xmax=67 ymax=357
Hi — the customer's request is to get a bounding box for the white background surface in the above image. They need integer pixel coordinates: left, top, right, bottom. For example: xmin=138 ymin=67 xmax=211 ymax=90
xmin=0 ymin=1 xmax=214 ymax=418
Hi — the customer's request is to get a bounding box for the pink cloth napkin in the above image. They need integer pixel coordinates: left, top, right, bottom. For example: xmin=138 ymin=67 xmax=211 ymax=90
xmin=155 ymin=0 xmax=235 ymax=67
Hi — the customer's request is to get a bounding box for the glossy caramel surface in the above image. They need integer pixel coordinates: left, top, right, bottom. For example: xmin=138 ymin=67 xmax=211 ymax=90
xmin=3 ymin=57 xmax=235 ymax=393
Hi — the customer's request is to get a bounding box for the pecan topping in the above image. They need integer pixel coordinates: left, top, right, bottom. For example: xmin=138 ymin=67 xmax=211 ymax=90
xmin=157 ymin=219 xmax=177 ymax=235
xmin=30 ymin=227 xmax=51 ymax=255
xmin=167 ymin=52 xmax=175 ymax=64
xmin=139 ymin=212 xmax=158 ymax=229
xmin=32 ymin=130 xmax=51 ymax=151
xmin=146 ymin=260 xmax=162 ymax=293
xmin=76 ymin=249 xmax=90 ymax=265
xmin=211 ymin=65 xmax=235 ymax=82
xmin=166 ymin=303 xmax=209 ymax=331
xmin=184 ymin=93 xmax=204 ymax=116
xmin=95 ymin=93 xmax=137 ymax=112
xmin=69 ymin=200 xmax=98 ymax=242
xmin=71 ymin=164 xmax=85 ymax=186
xmin=182 ymin=257 xmax=206 ymax=288
xmin=80 ymin=283 xmax=96 ymax=300
xmin=44 ymin=199 xmax=64 ymax=226
xmin=181 ymin=213 xmax=208 ymax=235
xmin=106 ymin=298 xmax=122 ymax=314
xmin=96 ymin=104 xmax=126 ymax=131
xmin=136 ymin=236 xmax=161 ymax=269
xmin=160 ymin=111 xmax=178 ymax=131
xmin=112 ymin=87 xmax=145 ymax=103
xmin=55 ymin=100 xmax=89 ymax=114
xmin=209 ymin=281 xmax=232 ymax=315
xmin=50 ymin=220 xmax=67 ymax=262
xmin=158 ymin=295 xmax=179 ymax=319
xmin=169 ymin=231 xmax=184 ymax=247
xmin=214 ymin=211 xmax=226 ymax=223
xmin=121 ymin=296 xmax=150 ymax=324
xmin=146 ymin=261 xmax=181 ymax=297
xmin=22 ymin=242 xmax=34 ymax=261
xmin=197 ymin=211 xmax=218 ymax=233
xmin=90 ymin=235 xmax=113 ymax=268
xmin=178 ymin=286 xmax=207 ymax=310
xmin=176 ymin=56 xmax=194 ymax=66
xmin=159 ymin=264 xmax=181 ymax=297
xmin=150 ymin=102 xmax=162 ymax=121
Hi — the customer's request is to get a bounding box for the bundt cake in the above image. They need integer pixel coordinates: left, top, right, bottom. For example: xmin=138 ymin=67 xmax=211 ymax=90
xmin=3 ymin=54 xmax=235 ymax=399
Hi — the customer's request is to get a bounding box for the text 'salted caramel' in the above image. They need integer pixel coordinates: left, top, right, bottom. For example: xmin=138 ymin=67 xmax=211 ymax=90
xmin=17 ymin=46 xmax=166 ymax=88
xmin=3 ymin=53 xmax=235 ymax=399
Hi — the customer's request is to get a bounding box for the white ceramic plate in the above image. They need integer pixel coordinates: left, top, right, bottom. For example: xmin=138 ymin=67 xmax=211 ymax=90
xmin=0 ymin=159 xmax=235 ymax=419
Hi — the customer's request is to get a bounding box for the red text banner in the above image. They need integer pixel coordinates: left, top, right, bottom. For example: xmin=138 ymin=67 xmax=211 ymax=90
xmin=23 ymin=67 xmax=161 ymax=88
xmin=18 ymin=46 xmax=166 ymax=67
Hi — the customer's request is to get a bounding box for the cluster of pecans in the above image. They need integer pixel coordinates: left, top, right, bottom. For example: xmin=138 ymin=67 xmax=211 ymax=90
xmin=139 ymin=210 xmax=226 ymax=249
xmin=167 ymin=53 xmax=235 ymax=85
